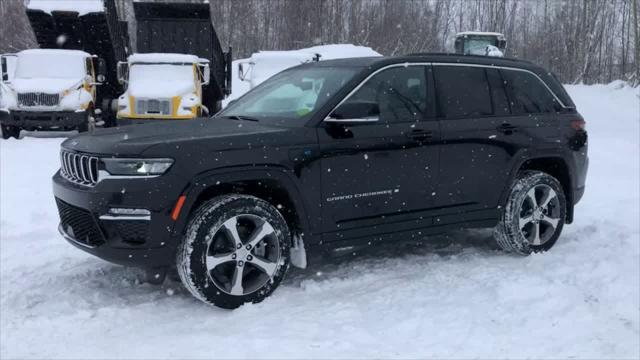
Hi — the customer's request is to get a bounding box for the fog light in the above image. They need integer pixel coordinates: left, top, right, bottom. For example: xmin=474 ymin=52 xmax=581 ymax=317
xmin=109 ymin=208 xmax=150 ymax=216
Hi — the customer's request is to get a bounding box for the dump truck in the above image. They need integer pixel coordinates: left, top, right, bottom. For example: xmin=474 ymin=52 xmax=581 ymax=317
xmin=0 ymin=49 xmax=106 ymax=139
xmin=454 ymin=31 xmax=507 ymax=57
xmin=116 ymin=53 xmax=211 ymax=121
xmin=24 ymin=0 xmax=129 ymax=128
xmin=133 ymin=1 xmax=232 ymax=113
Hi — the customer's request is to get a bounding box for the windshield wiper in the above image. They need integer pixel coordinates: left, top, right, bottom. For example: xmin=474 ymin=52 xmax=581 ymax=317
xmin=219 ymin=115 xmax=260 ymax=122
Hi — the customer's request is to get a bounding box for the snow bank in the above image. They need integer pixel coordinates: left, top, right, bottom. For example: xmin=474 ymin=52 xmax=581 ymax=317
xmin=27 ymin=0 xmax=104 ymax=16
xmin=224 ymin=44 xmax=381 ymax=105
xmin=1 ymin=84 xmax=638 ymax=359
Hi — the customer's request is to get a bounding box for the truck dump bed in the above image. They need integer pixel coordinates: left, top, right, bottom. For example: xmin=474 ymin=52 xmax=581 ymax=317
xmin=133 ymin=2 xmax=231 ymax=112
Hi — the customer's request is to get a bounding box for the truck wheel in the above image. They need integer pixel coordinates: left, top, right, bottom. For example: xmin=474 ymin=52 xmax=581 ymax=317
xmin=1 ymin=125 xmax=20 ymax=139
xmin=493 ymin=170 xmax=566 ymax=255
xmin=77 ymin=107 xmax=95 ymax=133
xmin=177 ymin=194 xmax=291 ymax=309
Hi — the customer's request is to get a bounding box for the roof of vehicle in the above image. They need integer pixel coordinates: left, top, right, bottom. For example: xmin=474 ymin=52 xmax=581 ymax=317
xmin=128 ymin=53 xmax=206 ymax=64
xmin=27 ymin=0 xmax=104 ymax=16
xmin=17 ymin=49 xmax=92 ymax=58
xmin=455 ymin=31 xmax=506 ymax=37
xmin=311 ymin=53 xmax=538 ymax=71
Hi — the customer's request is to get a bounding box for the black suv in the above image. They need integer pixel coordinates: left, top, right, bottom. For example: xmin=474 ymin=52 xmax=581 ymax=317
xmin=53 ymin=54 xmax=588 ymax=309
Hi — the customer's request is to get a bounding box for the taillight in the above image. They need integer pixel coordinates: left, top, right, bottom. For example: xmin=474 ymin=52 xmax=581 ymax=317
xmin=570 ymin=119 xmax=586 ymax=131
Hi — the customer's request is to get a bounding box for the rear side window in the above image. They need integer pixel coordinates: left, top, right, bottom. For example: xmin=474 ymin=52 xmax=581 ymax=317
xmin=434 ymin=66 xmax=492 ymax=119
xmin=501 ymin=69 xmax=560 ymax=114
xmin=486 ymin=69 xmax=510 ymax=116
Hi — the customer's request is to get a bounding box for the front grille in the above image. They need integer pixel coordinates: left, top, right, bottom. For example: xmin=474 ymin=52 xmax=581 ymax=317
xmin=56 ymin=198 xmax=105 ymax=247
xmin=60 ymin=150 xmax=99 ymax=186
xmin=18 ymin=92 xmax=59 ymax=107
xmin=136 ymin=99 xmax=172 ymax=115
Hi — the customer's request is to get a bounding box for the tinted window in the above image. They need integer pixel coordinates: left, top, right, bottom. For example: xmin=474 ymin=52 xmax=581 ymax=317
xmin=486 ymin=68 xmax=510 ymax=116
xmin=341 ymin=66 xmax=427 ymax=123
xmin=434 ymin=66 xmax=492 ymax=119
xmin=501 ymin=69 xmax=560 ymax=114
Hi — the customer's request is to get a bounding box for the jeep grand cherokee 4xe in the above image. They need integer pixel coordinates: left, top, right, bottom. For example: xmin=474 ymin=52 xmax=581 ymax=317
xmin=53 ymin=54 xmax=588 ymax=309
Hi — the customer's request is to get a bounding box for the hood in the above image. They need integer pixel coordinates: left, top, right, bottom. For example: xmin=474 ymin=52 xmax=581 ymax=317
xmin=61 ymin=118 xmax=289 ymax=155
xmin=10 ymin=78 xmax=81 ymax=94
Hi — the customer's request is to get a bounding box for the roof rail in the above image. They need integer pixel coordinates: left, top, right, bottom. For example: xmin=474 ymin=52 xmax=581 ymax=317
xmin=403 ymin=52 xmax=533 ymax=65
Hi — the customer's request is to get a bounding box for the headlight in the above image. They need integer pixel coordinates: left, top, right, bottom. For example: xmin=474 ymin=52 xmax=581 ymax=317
xmin=101 ymin=158 xmax=174 ymax=176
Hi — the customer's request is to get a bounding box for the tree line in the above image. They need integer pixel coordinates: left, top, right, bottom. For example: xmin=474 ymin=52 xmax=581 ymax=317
xmin=1 ymin=0 xmax=638 ymax=85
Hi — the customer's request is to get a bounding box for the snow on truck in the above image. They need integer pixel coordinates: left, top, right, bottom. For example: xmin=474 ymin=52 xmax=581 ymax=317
xmin=454 ymin=31 xmax=507 ymax=57
xmin=0 ymin=49 xmax=107 ymax=139
xmin=116 ymin=53 xmax=211 ymax=121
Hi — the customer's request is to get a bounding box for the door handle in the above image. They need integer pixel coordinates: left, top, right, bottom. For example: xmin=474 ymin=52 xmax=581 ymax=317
xmin=407 ymin=129 xmax=433 ymax=141
xmin=497 ymin=123 xmax=518 ymax=134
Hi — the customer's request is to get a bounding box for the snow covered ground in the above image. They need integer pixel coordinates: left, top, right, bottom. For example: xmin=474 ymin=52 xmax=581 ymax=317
xmin=1 ymin=83 xmax=639 ymax=359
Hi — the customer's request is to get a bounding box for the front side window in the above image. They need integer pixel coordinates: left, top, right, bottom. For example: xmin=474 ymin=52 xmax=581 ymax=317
xmin=338 ymin=66 xmax=428 ymax=123
xmin=220 ymin=66 xmax=359 ymax=125
xmin=434 ymin=65 xmax=492 ymax=119
xmin=463 ymin=36 xmax=498 ymax=55
xmin=501 ymin=69 xmax=560 ymax=114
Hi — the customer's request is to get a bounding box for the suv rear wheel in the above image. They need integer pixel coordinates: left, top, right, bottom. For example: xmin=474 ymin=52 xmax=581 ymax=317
xmin=177 ymin=194 xmax=291 ymax=309
xmin=494 ymin=170 xmax=566 ymax=255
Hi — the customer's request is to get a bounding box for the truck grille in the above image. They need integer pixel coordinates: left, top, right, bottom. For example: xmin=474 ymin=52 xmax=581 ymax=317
xmin=18 ymin=92 xmax=60 ymax=107
xmin=60 ymin=150 xmax=99 ymax=186
xmin=136 ymin=99 xmax=172 ymax=115
xmin=56 ymin=198 xmax=105 ymax=247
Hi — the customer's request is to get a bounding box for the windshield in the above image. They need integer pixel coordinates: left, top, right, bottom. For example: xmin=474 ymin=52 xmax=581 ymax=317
xmin=464 ymin=36 xmax=499 ymax=55
xmin=15 ymin=53 xmax=85 ymax=79
xmin=130 ymin=63 xmax=194 ymax=84
xmin=219 ymin=66 xmax=360 ymax=125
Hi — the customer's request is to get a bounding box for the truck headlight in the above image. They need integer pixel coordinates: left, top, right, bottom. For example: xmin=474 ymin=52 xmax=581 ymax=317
xmin=101 ymin=158 xmax=174 ymax=176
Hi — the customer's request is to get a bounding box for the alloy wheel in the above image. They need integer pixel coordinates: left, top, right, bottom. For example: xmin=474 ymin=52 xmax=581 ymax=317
xmin=518 ymin=184 xmax=562 ymax=246
xmin=205 ymin=214 xmax=281 ymax=296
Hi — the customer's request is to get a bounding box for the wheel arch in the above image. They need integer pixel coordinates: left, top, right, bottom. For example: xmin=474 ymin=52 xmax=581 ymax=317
xmin=506 ymin=156 xmax=574 ymax=224
xmin=174 ymin=167 xmax=311 ymax=240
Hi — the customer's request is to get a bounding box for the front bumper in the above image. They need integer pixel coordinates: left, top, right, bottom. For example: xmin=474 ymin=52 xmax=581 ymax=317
xmin=3 ymin=110 xmax=87 ymax=130
xmin=52 ymin=170 xmax=184 ymax=268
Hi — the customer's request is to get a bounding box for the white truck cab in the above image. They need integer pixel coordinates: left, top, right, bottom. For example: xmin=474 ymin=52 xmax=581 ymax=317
xmin=116 ymin=53 xmax=210 ymax=121
xmin=238 ymin=51 xmax=321 ymax=90
xmin=0 ymin=49 xmax=106 ymax=139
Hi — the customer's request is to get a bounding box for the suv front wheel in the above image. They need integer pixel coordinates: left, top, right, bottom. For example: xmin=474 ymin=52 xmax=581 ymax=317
xmin=177 ymin=194 xmax=291 ymax=309
xmin=494 ymin=170 xmax=566 ymax=255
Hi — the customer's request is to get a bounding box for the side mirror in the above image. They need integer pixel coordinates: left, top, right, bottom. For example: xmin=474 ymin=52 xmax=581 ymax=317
xmin=325 ymin=101 xmax=380 ymax=124
xmin=117 ymin=61 xmax=128 ymax=85
xmin=238 ymin=61 xmax=253 ymax=82
xmin=201 ymin=64 xmax=210 ymax=85
xmin=96 ymin=58 xmax=106 ymax=84
xmin=1 ymin=56 xmax=8 ymax=83
xmin=498 ymin=39 xmax=507 ymax=49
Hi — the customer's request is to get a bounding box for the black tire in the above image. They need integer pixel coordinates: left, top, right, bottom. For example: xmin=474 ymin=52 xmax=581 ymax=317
xmin=177 ymin=194 xmax=291 ymax=309
xmin=1 ymin=125 xmax=20 ymax=139
xmin=77 ymin=106 xmax=94 ymax=133
xmin=493 ymin=170 xmax=566 ymax=255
